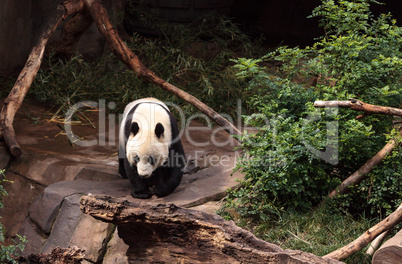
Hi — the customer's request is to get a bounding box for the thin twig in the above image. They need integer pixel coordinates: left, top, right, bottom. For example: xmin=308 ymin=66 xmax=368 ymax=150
xmin=287 ymin=230 xmax=312 ymax=246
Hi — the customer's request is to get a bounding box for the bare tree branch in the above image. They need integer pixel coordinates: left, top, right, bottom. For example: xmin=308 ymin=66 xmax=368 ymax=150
xmin=323 ymin=204 xmax=402 ymax=261
xmin=314 ymin=99 xmax=402 ymax=116
xmin=0 ymin=0 xmax=84 ymax=157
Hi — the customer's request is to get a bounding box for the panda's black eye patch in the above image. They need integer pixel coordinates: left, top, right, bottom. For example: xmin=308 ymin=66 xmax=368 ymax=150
xmin=155 ymin=123 xmax=164 ymax=138
xmin=134 ymin=155 xmax=140 ymax=163
xmin=148 ymin=156 xmax=156 ymax=165
xmin=131 ymin=122 xmax=140 ymax=136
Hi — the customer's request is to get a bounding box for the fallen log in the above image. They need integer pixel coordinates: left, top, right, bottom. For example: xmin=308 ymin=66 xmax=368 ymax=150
xmin=314 ymin=99 xmax=402 ymax=116
xmin=324 ymin=204 xmax=402 ymax=261
xmin=0 ymin=0 xmax=84 ymax=157
xmin=79 ymin=195 xmax=343 ymax=264
xmin=372 ymin=229 xmax=402 ymax=264
xmin=82 ymin=0 xmax=242 ymax=140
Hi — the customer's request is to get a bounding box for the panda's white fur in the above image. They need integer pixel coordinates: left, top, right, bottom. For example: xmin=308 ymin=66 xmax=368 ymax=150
xmin=119 ymin=98 xmax=172 ymax=177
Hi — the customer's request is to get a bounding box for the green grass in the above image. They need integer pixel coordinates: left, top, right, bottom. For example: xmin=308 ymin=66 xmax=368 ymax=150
xmin=233 ymin=205 xmax=400 ymax=264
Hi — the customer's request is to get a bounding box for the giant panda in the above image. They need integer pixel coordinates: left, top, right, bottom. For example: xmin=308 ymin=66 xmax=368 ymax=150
xmin=118 ymin=98 xmax=186 ymax=199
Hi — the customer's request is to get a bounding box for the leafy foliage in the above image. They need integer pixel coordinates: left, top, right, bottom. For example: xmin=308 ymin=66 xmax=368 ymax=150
xmin=0 ymin=171 xmax=26 ymax=263
xmin=221 ymin=0 xmax=401 ymax=222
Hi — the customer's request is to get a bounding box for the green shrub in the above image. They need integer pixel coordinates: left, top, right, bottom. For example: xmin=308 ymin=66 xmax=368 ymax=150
xmin=0 ymin=171 xmax=26 ymax=263
xmin=221 ymin=0 xmax=401 ymax=221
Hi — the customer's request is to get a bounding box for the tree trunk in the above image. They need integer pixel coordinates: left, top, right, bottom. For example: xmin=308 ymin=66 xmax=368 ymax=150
xmin=372 ymin=229 xmax=402 ymax=264
xmin=0 ymin=0 xmax=84 ymax=157
xmin=79 ymin=195 xmax=343 ymax=264
xmin=324 ymin=204 xmax=402 ymax=261
xmin=82 ymin=0 xmax=242 ymax=140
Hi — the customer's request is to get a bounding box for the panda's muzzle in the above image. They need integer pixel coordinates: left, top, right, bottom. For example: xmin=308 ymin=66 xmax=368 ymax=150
xmin=138 ymin=173 xmax=152 ymax=178
xmin=137 ymin=165 xmax=153 ymax=178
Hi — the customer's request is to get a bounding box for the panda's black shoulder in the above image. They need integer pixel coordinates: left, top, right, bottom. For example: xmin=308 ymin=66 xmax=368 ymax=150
xmin=164 ymin=109 xmax=186 ymax=163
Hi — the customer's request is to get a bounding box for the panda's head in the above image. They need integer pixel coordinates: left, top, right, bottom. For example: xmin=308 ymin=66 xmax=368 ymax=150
xmin=125 ymin=103 xmax=171 ymax=178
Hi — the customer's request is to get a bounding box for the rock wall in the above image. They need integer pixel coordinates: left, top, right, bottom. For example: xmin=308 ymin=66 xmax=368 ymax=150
xmin=0 ymin=0 xmax=35 ymax=75
xmin=2 ymin=0 xmax=402 ymax=75
xmin=0 ymin=0 xmax=123 ymax=76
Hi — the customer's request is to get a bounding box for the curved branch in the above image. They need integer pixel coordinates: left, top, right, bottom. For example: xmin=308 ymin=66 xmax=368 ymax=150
xmin=82 ymin=0 xmax=242 ymax=140
xmin=314 ymin=99 xmax=402 ymax=116
xmin=0 ymin=0 xmax=84 ymax=157
xmin=323 ymin=204 xmax=402 ymax=261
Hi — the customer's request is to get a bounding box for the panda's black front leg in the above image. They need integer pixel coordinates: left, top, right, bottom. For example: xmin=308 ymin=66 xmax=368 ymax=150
xmin=131 ymin=187 xmax=152 ymax=199
xmin=129 ymin=175 xmax=152 ymax=199
xmin=153 ymin=166 xmax=183 ymax=198
xmin=125 ymin=161 xmax=152 ymax=199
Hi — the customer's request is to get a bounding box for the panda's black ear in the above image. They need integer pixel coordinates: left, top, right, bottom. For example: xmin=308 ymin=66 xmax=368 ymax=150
xmin=155 ymin=123 xmax=164 ymax=138
xmin=130 ymin=122 xmax=140 ymax=137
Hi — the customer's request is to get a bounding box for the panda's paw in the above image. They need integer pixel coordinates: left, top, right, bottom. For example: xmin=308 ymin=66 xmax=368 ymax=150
xmin=131 ymin=189 xmax=152 ymax=199
xmin=153 ymin=186 xmax=174 ymax=198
